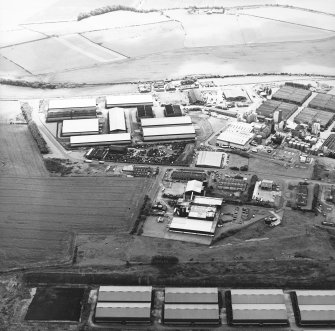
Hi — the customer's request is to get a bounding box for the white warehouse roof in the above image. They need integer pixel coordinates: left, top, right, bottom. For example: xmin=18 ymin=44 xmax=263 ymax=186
xmin=108 ymin=108 xmax=126 ymax=132
xmin=106 ymin=94 xmax=153 ymax=106
xmin=164 ymin=304 xmax=219 ymax=321
xmin=165 ymin=288 xmax=218 ymax=304
xmin=232 ymin=304 xmax=288 ymax=320
xmin=231 ymin=289 xmax=285 ymax=304
xmin=217 ymin=131 xmax=254 ymax=147
xmin=296 ymin=290 xmax=335 ymax=305
xmin=185 ymin=180 xmax=203 ymax=193
xmin=49 ymin=98 xmax=96 ymax=109
xmin=70 ymin=133 xmax=131 ymax=146
xmin=62 ymin=118 xmax=99 ymax=136
xmin=169 ymin=217 xmax=216 ymax=236
xmin=98 ymin=286 xmax=152 ymax=302
xmin=141 ymin=116 xmax=192 ymax=127
xmin=95 ymin=302 xmax=151 ymax=319
xmin=299 ymin=305 xmax=335 ymax=321
xmin=142 ymin=125 xmax=195 ymax=137
xmin=196 ymin=151 xmax=224 ymax=168
xmin=193 ymin=196 xmax=223 ymax=206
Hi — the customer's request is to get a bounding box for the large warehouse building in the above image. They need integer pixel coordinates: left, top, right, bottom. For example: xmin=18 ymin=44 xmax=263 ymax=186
xmin=165 ymin=288 xmax=218 ymax=304
xmin=70 ymin=133 xmax=131 ymax=147
xmin=292 ymin=290 xmax=335 ymax=327
xmin=272 ymin=85 xmax=312 ymax=105
xmin=256 ymin=100 xmax=298 ymax=121
xmin=142 ymin=125 xmax=196 ymax=142
xmin=196 ymin=151 xmax=225 ymax=168
xmin=164 ymin=304 xmax=220 ymax=325
xmin=62 ymin=118 xmax=99 ymax=137
xmin=47 ymin=98 xmax=97 ymax=122
xmin=217 ymin=122 xmax=254 ymax=149
xmin=94 ymin=286 xmax=152 ymax=324
xmin=168 ymin=217 xmax=216 ymax=236
xmin=108 ymin=108 xmax=126 ymax=133
xmin=308 ymin=93 xmax=335 ymax=113
xmin=106 ymin=94 xmax=153 ymax=108
xmin=141 ymin=116 xmax=192 ymax=128
xmin=294 ymin=107 xmax=334 ymax=129
xmin=227 ymin=289 xmax=288 ymax=326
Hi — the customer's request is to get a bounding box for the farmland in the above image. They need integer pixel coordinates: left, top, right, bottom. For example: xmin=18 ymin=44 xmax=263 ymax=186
xmin=0 ymin=176 xmax=148 ymax=270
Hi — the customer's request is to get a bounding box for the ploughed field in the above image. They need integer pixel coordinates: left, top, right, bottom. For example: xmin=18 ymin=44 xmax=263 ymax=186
xmin=0 ymin=176 xmax=147 ymax=270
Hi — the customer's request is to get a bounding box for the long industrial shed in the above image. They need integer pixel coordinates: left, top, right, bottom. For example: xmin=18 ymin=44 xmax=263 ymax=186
xmin=70 ymin=133 xmax=131 ymax=147
xmin=142 ymin=125 xmax=196 ymax=142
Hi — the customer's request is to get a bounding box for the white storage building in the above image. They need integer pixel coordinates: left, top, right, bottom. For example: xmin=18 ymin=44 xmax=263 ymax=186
xmin=164 ymin=304 xmax=219 ymax=325
xmin=62 ymin=118 xmax=99 ymax=136
xmin=295 ymin=290 xmax=335 ymax=305
xmin=217 ymin=122 xmax=254 ymax=149
xmin=94 ymin=302 xmax=151 ymax=323
xmin=165 ymin=288 xmax=218 ymax=304
xmin=141 ymin=116 xmax=192 ymax=128
xmin=142 ymin=125 xmax=196 ymax=142
xmin=196 ymin=151 xmax=224 ymax=168
xmin=97 ymin=286 xmax=152 ymax=302
xmin=48 ymin=98 xmax=97 ymax=111
xmin=106 ymin=94 xmax=153 ymax=108
xmin=193 ymin=196 xmax=223 ymax=207
xmin=70 ymin=133 xmax=131 ymax=147
xmin=299 ymin=305 xmax=335 ymax=323
xmin=169 ymin=217 xmax=216 ymax=236
xmin=108 ymin=108 xmax=126 ymax=132
xmin=231 ymin=289 xmax=285 ymax=304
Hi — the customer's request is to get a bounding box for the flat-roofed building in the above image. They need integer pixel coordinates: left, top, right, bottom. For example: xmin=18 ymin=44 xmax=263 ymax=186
xmin=295 ymin=290 xmax=335 ymax=305
xmin=169 ymin=217 xmax=216 ymax=236
xmin=231 ymin=304 xmax=288 ymax=325
xmin=222 ymin=88 xmax=248 ymax=102
xmin=97 ymin=286 xmax=152 ymax=302
xmin=193 ymin=196 xmax=223 ymax=207
xmin=48 ymin=98 xmax=97 ymax=111
xmin=298 ymin=305 xmax=335 ymax=325
xmin=196 ymin=151 xmax=224 ymax=168
xmin=108 ymin=108 xmax=126 ymax=132
xmin=94 ymin=302 xmax=151 ymax=324
xmin=106 ymin=94 xmax=153 ymax=108
xmin=188 ymin=205 xmax=216 ymax=221
xmin=217 ymin=131 xmax=254 ymax=149
xmin=165 ymin=288 xmax=218 ymax=304
xmin=142 ymin=125 xmax=195 ymax=142
xmin=141 ymin=116 xmax=192 ymax=127
xmin=185 ymin=180 xmax=203 ymax=194
xmin=231 ymin=289 xmax=285 ymax=304
xmin=164 ymin=304 xmax=219 ymax=325
xmin=62 ymin=118 xmax=99 ymax=136
xmin=70 ymin=133 xmax=131 ymax=147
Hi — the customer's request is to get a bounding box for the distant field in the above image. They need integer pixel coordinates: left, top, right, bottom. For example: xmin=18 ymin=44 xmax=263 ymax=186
xmin=0 ymin=29 xmax=46 ymax=48
xmin=0 ymin=176 xmax=148 ymax=270
xmin=0 ymin=36 xmax=124 ymax=75
xmin=83 ymin=20 xmax=184 ymax=57
xmin=0 ymin=55 xmax=30 ymax=76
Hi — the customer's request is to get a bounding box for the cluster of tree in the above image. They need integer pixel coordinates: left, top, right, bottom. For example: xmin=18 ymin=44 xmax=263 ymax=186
xmin=21 ymin=102 xmax=32 ymax=122
xmin=230 ymin=165 xmax=248 ymax=171
xmin=312 ymin=184 xmax=320 ymax=213
xmin=28 ymin=121 xmax=49 ymax=154
xmin=0 ymin=78 xmax=81 ymax=89
xmin=77 ymin=5 xmax=152 ymax=20
xmin=44 ymin=158 xmax=73 ymax=175
xmin=129 ymin=195 xmax=151 ymax=235
xmin=151 ymin=255 xmax=179 ymax=265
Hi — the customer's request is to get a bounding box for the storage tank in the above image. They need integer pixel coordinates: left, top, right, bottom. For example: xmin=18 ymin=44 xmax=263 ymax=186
xmin=255 ymin=135 xmax=262 ymax=144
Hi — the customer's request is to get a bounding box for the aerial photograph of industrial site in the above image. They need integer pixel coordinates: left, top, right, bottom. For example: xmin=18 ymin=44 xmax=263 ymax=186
xmin=1 ymin=0 xmax=335 ymax=330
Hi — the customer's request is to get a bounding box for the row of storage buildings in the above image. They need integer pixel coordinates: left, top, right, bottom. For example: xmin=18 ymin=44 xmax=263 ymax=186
xmin=93 ymin=287 xmax=335 ymax=326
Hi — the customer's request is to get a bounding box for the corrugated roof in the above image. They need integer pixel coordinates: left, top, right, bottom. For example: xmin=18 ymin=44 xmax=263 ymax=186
xmin=108 ymin=108 xmax=126 ymax=132
xmin=185 ymin=180 xmax=203 ymax=193
xmin=98 ymin=286 xmax=152 ymax=302
xmin=217 ymin=131 xmax=254 ymax=146
xmin=70 ymin=133 xmax=131 ymax=145
xmin=296 ymin=290 xmax=335 ymax=305
xmin=193 ymin=196 xmax=223 ymax=206
xmin=232 ymin=304 xmax=287 ymax=320
xmin=169 ymin=217 xmax=215 ymax=235
xmin=95 ymin=302 xmax=151 ymax=319
xmin=165 ymin=288 xmax=218 ymax=304
xmin=49 ymin=98 xmax=96 ymax=109
xmin=164 ymin=304 xmax=219 ymax=320
xmin=196 ymin=151 xmax=224 ymax=168
xmin=142 ymin=125 xmax=195 ymax=137
xmin=231 ymin=289 xmax=285 ymax=304
xmin=106 ymin=94 xmax=153 ymax=106
xmin=62 ymin=118 xmax=99 ymax=135
xmin=141 ymin=116 xmax=192 ymax=127
xmin=299 ymin=305 xmax=335 ymax=321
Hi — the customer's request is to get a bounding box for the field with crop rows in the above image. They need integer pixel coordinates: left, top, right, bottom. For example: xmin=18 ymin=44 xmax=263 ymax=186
xmin=0 ymin=176 xmax=148 ymax=270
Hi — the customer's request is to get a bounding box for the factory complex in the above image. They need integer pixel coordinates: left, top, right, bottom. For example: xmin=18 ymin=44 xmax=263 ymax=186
xmin=217 ymin=122 xmax=254 ymax=149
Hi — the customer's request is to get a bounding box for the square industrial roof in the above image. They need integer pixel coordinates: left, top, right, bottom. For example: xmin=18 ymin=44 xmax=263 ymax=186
xmin=299 ymin=305 xmax=335 ymax=321
xmin=295 ymin=290 xmax=335 ymax=305
xmin=217 ymin=131 xmax=254 ymax=146
xmin=62 ymin=118 xmax=99 ymax=135
xmin=141 ymin=116 xmax=192 ymax=127
xmin=164 ymin=304 xmax=219 ymax=320
xmin=232 ymin=304 xmax=288 ymax=320
xmin=108 ymin=108 xmax=126 ymax=132
xmin=231 ymin=289 xmax=285 ymax=304
xmin=165 ymin=288 xmax=218 ymax=303
xmin=49 ymin=98 xmax=96 ymax=109
xmin=169 ymin=217 xmax=216 ymax=235
xmin=196 ymin=151 xmax=224 ymax=168
xmin=185 ymin=180 xmax=203 ymax=193
xmin=95 ymin=302 xmax=151 ymax=319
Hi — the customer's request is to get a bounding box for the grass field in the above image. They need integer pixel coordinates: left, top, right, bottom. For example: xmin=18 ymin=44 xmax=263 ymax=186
xmin=0 ymin=176 xmax=148 ymax=270
xmin=0 ymin=29 xmax=46 ymax=48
